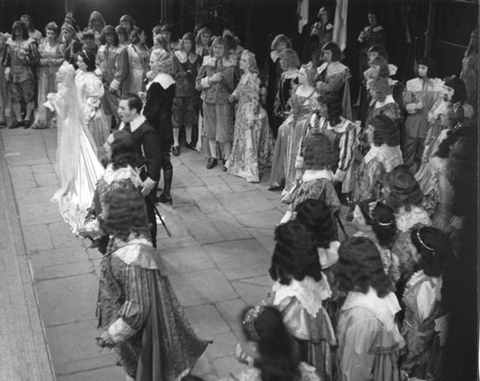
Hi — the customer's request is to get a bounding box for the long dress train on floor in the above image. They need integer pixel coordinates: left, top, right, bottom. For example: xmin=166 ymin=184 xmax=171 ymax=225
xmin=46 ymin=62 xmax=104 ymax=235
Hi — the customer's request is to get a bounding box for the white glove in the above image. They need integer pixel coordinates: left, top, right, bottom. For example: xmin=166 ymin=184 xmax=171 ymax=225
xmin=141 ymin=177 xmax=156 ymax=197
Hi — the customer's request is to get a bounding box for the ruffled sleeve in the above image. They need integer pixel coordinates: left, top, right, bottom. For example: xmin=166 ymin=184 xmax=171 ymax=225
xmin=416 ymin=280 xmax=438 ymax=322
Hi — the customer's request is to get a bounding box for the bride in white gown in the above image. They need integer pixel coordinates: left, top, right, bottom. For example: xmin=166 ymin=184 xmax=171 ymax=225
xmin=46 ymin=61 xmax=104 ymax=234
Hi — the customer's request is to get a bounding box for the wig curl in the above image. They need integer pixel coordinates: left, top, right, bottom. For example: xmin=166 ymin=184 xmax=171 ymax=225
xmin=269 ymin=221 xmax=322 ymax=285
xmin=332 ymin=237 xmax=392 ymax=297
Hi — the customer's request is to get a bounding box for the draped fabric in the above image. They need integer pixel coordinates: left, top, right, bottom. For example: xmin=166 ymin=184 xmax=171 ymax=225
xmin=46 ymin=62 xmax=104 ymax=234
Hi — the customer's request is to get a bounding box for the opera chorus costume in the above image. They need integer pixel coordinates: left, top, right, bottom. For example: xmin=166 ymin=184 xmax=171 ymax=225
xmin=95 ymin=43 xmax=129 ymax=119
xmin=365 ymin=94 xmax=403 ymax=132
xmin=97 ymin=235 xmax=209 ymax=379
xmin=271 ymin=88 xmax=317 ymax=193
xmin=75 ymin=70 xmax=110 ymax=150
xmin=34 ymin=39 xmax=64 ymax=128
xmin=392 ymin=207 xmax=431 ymax=291
xmin=124 ymin=44 xmax=149 ymax=95
xmin=316 ymin=61 xmax=352 ymax=120
xmin=46 ymin=62 xmax=104 ymax=235
xmin=309 ymin=114 xmax=358 ymax=193
xmin=400 ymin=270 xmax=443 ymax=380
xmin=282 ymin=169 xmax=341 ymax=221
xmin=415 ymin=157 xmax=453 ymax=231
xmin=337 ymin=288 xmax=405 ymax=381
xmin=353 ymin=144 xmax=403 ymax=202
xmin=196 ymin=55 xmax=238 ymax=144
xmin=3 ymin=36 xmax=39 ymax=104
xmin=402 ymin=77 xmax=443 ymax=168
xmin=226 ymin=71 xmax=273 ymax=182
xmin=273 ymin=276 xmax=337 ymax=381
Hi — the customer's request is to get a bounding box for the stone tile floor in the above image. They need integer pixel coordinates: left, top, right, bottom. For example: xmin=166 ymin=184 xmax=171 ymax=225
xmin=1 ymin=127 xmax=355 ymax=380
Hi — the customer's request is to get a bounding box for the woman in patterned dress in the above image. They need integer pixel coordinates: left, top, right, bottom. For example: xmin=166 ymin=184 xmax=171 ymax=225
xmin=32 ymin=22 xmax=64 ymax=129
xmin=226 ymin=50 xmax=273 ymax=182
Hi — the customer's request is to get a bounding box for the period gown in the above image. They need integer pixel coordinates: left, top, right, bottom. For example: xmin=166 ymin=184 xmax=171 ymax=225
xmin=273 ymin=276 xmax=337 ymax=381
xmin=124 ymin=43 xmax=149 ymax=95
xmin=270 ymin=86 xmax=317 ymax=193
xmin=33 ymin=39 xmax=64 ymax=129
xmin=337 ymin=288 xmax=405 ymax=381
xmin=46 ymin=62 xmax=104 ymax=235
xmin=400 ymin=270 xmax=443 ymax=380
xmin=226 ymin=71 xmax=273 ymax=182
xmin=75 ymin=70 xmax=110 ymax=150
xmin=353 ymin=143 xmax=403 ymax=202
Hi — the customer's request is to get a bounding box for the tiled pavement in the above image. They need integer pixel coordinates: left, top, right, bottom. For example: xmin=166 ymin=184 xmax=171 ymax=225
xmin=1 ymin=126 xmax=354 ymax=381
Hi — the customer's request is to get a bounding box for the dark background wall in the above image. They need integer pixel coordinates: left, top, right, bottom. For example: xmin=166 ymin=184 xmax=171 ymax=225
xmin=0 ymin=0 xmax=477 ymax=94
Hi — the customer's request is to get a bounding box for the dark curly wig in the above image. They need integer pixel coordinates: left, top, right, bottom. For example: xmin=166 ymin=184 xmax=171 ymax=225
xmin=303 ymin=132 xmax=337 ymax=170
xmin=371 ymin=114 xmax=400 ymax=147
xmin=367 ymin=44 xmax=389 ymax=61
xmin=384 ymin=165 xmax=423 ymax=212
xmin=357 ymin=200 xmax=397 ymax=249
xmin=99 ymin=186 xmax=150 ymax=241
xmin=110 ymin=130 xmax=137 ymax=170
xmin=269 ymin=221 xmax=322 ymax=285
xmin=295 ymin=199 xmax=335 ymax=249
xmin=410 ymin=227 xmax=454 ymax=278
xmin=241 ymin=306 xmax=301 ymax=381
xmin=321 ymin=41 xmax=342 ymax=62
xmin=332 ymin=236 xmax=393 ymax=297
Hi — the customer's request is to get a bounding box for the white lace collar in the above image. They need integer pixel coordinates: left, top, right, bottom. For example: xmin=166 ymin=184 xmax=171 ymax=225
xmin=317 ymin=61 xmax=348 ymax=76
xmin=111 ymin=236 xmax=159 ymax=269
xmin=375 ymin=94 xmax=396 ymax=108
xmin=342 ymin=288 xmax=401 ymax=330
xmin=175 ymin=50 xmax=198 ymax=63
xmin=146 ymin=72 xmax=176 ymax=90
xmin=270 ymin=50 xmax=280 ymax=62
xmin=302 ymin=169 xmax=334 ymax=182
xmin=364 ymin=144 xmax=401 ymax=165
xmin=273 ymin=276 xmax=332 ymax=317
xmin=395 ymin=206 xmax=431 ymax=232
xmin=102 ymin=163 xmax=142 ymax=187
xmin=317 ymin=241 xmax=340 ymax=268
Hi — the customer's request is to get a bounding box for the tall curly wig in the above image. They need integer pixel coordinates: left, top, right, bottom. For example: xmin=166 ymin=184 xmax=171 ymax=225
xmin=295 ymin=199 xmax=335 ymax=249
xmin=241 ymin=306 xmax=301 ymax=381
xmin=325 ymin=92 xmax=343 ymax=126
xmin=357 ymin=200 xmax=397 ymax=249
xmin=410 ymin=227 xmax=455 ymax=278
xmin=332 ymin=236 xmax=393 ymax=297
xmin=384 ymin=165 xmax=424 ymax=212
xmin=279 ymin=48 xmax=300 ymax=70
xmin=269 ymin=220 xmax=322 ymax=285
xmin=99 ymin=186 xmax=150 ymax=241
xmin=371 ymin=114 xmax=400 ymax=147
xmin=303 ymin=132 xmax=337 ymax=170
xmin=110 ymin=130 xmax=137 ymax=170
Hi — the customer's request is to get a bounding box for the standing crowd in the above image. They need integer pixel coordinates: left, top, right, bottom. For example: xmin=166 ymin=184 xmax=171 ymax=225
xmin=0 ymin=7 xmax=477 ymax=381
